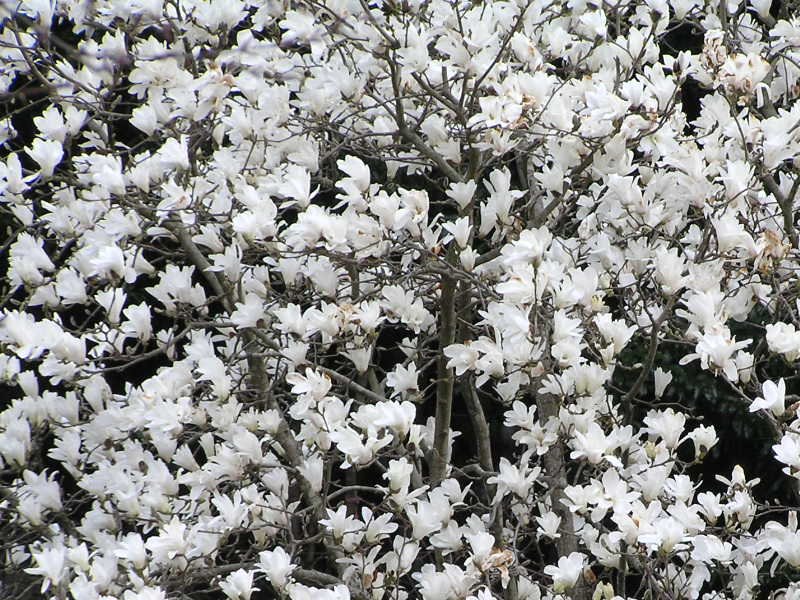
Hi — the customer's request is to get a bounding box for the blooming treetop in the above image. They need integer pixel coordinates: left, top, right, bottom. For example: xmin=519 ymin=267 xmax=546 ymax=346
xmin=2 ymin=0 xmax=800 ymax=599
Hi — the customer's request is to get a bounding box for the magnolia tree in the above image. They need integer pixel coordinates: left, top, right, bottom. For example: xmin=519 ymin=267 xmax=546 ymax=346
xmin=4 ymin=0 xmax=800 ymax=599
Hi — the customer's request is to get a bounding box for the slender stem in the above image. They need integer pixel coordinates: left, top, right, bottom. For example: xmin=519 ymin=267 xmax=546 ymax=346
xmin=318 ymin=365 xmax=388 ymax=404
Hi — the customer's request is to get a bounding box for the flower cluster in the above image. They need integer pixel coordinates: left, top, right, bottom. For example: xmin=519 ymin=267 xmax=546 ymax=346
xmin=3 ymin=1 xmax=800 ymax=600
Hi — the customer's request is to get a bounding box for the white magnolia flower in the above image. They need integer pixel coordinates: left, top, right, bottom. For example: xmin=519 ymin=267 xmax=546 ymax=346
xmin=679 ymin=330 xmax=751 ymax=381
xmin=644 ymin=408 xmax=687 ymax=450
xmin=653 ymin=367 xmax=673 ymax=399
xmin=444 ymin=343 xmax=480 ymax=376
xmin=446 ymin=180 xmax=477 ymax=210
xmin=442 ymin=217 xmax=473 ymax=249
xmin=766 ymin=323 xmax=800 ymax=361
xmin=24 ymin=545 xmax=67 ymax=593
xmin=145 ymin=517 xmax=189 ymax=565
xmin=387 ymin=363 xmax=419 ymax=397
xmin=749 ymin=379 xmax=786 ymax=417
xmin=764 ymin=512 xmax=800 ymax=567
xmin=384 ymin=458 xmax=414 ymax=494
xmin=690 ymin=535 xmax=733 ymax=564
xmin=543 ymin=552 xmax=585 ymax=593
xmin=773 ymin=434 xmax=800 ymax=477
xmin=258 ymin=547 xmax=296 ymax=591
xmin=28 ymin=138 xmax=63 ymax=177
xmin=487 ymin=456 xmax=540 ymax=502
xmin=220 ymin=569 xmax=258 ymax=600
xmin=688 ymin=425 xmax=718 ymax=460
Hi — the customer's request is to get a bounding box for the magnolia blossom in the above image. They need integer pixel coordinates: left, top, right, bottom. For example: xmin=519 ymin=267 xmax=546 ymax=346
xmin=487 ymin=457 xmax=540 ymax=502
xmin=718 ymin=53 xmax=770 ymax=98
xmin=443 ymin=343 xmax=480 ymax=376
xmin=679 ymin=330 xmax=751 ymax=381
xmin=145 ymin=518 xmax=189 ymax=565
xmin=123 ymin=588 xmax=169 ymax=600
xmin=749 ymin=379 xmax=786 ymax=417
xmin=764 ymin=513 xmax=800 ymax=567
xmin=219 ymin=569 xmax=258 ymax=600
xmin=687 ymin=425 xmax=719 ymax=461
xmin=27 ymin=139 xmax=63 ymax=177
xmin=773 ymin=434 xmax=800 ymax=477
xmin=24 ymin=546 xmax=67 ymax=593
xmin=386 ymin=363 xmax=419 ymax=397
xmin=543 ymin=552 xmax=585 ymax=593
xmin=766 ymin=323 xmax=800 ymax=361
xmin=653 ymin=367 xmax=673 ymax=399
xmin=644 ymin=408 xmax=686 ymax=450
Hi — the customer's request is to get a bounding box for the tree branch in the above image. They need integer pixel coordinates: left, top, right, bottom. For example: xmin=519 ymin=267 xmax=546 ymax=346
xmin=431 ymin=272 xmax=457 ymax=484
xmin=763 ymin=172 xmax=799 ymax=248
